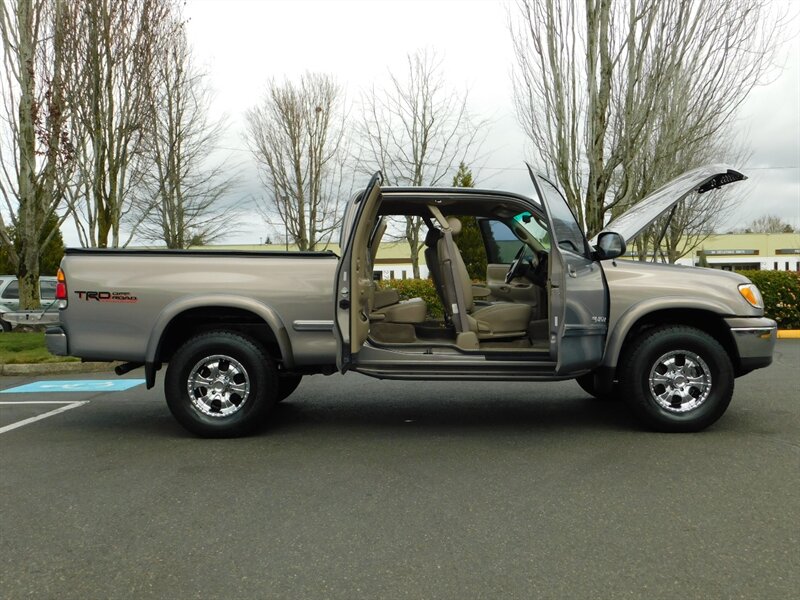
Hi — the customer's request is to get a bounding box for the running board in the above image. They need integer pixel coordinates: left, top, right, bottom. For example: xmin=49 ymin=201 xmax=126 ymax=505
xmin=354 ymin=361 xmax=567 ymax=382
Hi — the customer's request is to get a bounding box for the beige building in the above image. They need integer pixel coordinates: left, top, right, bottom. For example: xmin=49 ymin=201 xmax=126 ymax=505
xmin=206 ymin=241 xmax=426 ymax=280
xmin=671 ymin=233 xmax=800 ymax=271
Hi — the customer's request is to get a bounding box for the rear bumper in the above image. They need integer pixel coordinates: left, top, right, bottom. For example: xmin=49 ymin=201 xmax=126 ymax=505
xmin=725 ymin=317 xmax=777 ymax=374
xmin=2 ymin=310 xmax=60 ymax=326
xmin=45 ymin=326 xmax=68 ymax=356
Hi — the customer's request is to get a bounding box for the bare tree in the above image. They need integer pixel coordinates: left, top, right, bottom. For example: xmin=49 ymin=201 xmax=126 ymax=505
xmin=511 ymin=0 xmax=782 ymax=241
xmin=632 ymin=188 xmax=735 ymax=264
xmin=0 ymin=0 xmax=73 ymax=308
xmin=62 ymin=0 xmax=170 ymax=248
xmin=627 ymin=125 xmax=744 ymax=263
xmin=136 ymin=15 xmax=239 ymax=249
xmin=358 ymin=49 xmax=484 ymax=277
xmin=245 ymin=73 xmax=348 ymax=251
xmin=744 ymin=214 xmax=795 ymax=234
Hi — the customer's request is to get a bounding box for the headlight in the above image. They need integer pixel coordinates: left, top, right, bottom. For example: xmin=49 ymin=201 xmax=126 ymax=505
xmin=738 ymin=283 xmax=764 ymax=309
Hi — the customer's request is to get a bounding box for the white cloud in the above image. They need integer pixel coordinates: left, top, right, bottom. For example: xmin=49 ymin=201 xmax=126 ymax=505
xmin=120 ymin=0 xmax=800 ymax=247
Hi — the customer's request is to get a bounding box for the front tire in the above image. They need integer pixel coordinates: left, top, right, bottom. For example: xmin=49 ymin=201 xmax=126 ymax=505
xmin=165 ymin=331 xmax=278 ymax=437
xmin=619 ymin=325 xmax=734 ymax=432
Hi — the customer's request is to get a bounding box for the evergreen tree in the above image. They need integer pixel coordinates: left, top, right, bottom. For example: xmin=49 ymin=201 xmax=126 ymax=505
xmin=0 ymin=213 xmax=65 ymax=277
xmin=451 ymin=163 xmax=487 ymax=280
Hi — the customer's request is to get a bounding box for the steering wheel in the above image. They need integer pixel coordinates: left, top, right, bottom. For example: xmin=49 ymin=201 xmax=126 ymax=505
xmin=505 ymin=246 xmax=536 ymax=284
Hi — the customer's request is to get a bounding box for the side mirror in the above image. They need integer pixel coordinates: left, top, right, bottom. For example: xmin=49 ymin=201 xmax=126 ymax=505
xmin=595 ymin=232 xmax=626 ymax=260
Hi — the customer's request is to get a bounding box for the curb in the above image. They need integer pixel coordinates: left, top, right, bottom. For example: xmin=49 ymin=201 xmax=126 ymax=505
xmin=0 ymin=362 xmax=122 ymax=376
xmin=777 ymin=330 xmax=800 ymax=339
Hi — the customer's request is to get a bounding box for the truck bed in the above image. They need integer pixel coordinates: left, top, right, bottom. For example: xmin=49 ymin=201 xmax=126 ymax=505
xmin=57 ymin=248 xmax=340 ymax=366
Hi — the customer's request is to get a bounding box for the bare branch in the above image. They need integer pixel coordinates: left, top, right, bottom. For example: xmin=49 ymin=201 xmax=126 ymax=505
xmin=511 ymin=0 xmax=786 ymax=244
xmin=245 ymin=72 xmax=349 ymax=251
xmin=356 ymin=49 xmax=486 ymax=276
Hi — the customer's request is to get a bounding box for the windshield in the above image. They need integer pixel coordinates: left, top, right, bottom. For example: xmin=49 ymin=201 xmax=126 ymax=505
xmin=513 ymin=211 xmax=551 ymax=251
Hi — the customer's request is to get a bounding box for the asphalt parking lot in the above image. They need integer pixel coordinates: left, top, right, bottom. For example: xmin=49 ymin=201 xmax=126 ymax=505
xmin=1 ymin=341 xmax=798 ymax=600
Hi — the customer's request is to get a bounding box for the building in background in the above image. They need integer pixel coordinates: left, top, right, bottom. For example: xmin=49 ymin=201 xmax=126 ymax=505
xmin=670 ymin=233 xmax=800 ymax=271
xmin=206 ymin=242 xmax=425 ymax=280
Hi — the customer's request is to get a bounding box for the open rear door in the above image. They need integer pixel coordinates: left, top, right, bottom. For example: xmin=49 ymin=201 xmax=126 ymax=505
xmin=528 ymin=167 xmax=608 ymax=374
xmin=333 ymin=172 xmax=382 ymax=372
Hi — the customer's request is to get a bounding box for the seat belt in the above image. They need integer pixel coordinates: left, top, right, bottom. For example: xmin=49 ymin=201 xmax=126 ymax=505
xmin=428 ymin=206 xmax=471 ymax=334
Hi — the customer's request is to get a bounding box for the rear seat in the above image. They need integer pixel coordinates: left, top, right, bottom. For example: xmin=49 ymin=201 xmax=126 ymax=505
xmin=371 ymin=288 xmax=427 ymax=324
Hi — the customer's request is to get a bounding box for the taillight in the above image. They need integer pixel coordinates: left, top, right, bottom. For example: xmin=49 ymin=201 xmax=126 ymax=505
xmin=56 ymin=267 xmax=67 ymax=307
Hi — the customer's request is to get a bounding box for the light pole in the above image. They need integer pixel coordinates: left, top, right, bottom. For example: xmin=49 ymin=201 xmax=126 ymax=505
xmin=282 ymin=196 xmax=290 ymax=251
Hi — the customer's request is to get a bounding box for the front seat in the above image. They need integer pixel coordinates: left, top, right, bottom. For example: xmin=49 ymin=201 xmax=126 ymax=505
xmin=434 ymin=217 xmax=531 ymax=340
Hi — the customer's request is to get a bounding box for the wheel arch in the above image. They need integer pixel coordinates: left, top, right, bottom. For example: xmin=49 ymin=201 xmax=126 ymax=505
xmin=144 ymin=296 xmax=294 ymax=388
xmin=603 ymin=301 xmax=739 ymax=373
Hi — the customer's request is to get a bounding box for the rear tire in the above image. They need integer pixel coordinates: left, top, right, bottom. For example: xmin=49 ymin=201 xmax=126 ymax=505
xmin=165 ymin=331 xmax=278 ymax=438
xmin=619 ymin=325 xmax=734 ymax=432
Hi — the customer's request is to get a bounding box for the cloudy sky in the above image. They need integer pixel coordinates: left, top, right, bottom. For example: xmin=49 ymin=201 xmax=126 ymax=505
xmin=178 ymin=0 xmax=799 ymax=245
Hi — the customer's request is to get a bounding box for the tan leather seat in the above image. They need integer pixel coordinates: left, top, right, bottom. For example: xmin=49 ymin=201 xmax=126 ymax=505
xmin=367 ymin=216 xmax=426 ymax=325
xmin=371 ymin=288 xmax=427 ymax=324
xmin=435 ymin=217 xmax=531 ymax=339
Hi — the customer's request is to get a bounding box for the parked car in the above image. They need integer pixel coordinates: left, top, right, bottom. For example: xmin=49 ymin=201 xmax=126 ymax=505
xmin=46 ymin=164 xmax=776 ymax=437
xmin=0 ymin=276 xmax=59 ymax=331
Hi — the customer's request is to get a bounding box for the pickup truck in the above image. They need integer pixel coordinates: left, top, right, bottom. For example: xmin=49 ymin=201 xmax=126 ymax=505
xmin=46 ymin=164 xmax=777 ymax=437
xmin=0 ymin=276 xmax=60 ymax=331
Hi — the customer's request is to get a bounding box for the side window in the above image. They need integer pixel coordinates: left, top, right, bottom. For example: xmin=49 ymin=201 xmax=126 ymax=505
xmin=40 ymin=280 xmax=57 ymax=299
xmin=481 ymin=219 xmax=524 ymax=264
xmin=537 ymin=178 xmax=587 ymax=256
xmin=2 ymin=280 xmax=19 ymax=299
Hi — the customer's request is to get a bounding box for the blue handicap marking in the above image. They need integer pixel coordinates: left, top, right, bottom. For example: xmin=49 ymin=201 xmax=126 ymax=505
xmin=1 ymin=379 xmax=146 ymax=393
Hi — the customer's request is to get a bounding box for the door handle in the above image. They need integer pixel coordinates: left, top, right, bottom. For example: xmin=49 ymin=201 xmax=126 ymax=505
xmin=567 ymin=265 xmax=577 ymax=278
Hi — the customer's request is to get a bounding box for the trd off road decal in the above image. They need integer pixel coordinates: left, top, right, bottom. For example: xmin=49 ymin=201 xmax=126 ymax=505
xmin=74 ymin=290 xmax=138 ymax=303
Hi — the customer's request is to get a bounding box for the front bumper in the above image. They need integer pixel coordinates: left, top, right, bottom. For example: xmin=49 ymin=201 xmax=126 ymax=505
xmin=45 ymin=326 xmax=68 ymax=356
xmin=725 ymin=317 xmax=777 ymax=374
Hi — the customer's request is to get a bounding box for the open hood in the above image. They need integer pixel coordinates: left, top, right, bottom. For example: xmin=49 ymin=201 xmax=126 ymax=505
xmin=589 ymin=164 xmax=746 ymax=245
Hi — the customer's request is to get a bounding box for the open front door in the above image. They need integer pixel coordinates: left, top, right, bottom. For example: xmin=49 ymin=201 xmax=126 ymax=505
xmin=333 ymin=172 xmax=382 ymax=372
xmin=528 ymin=167 xmax=608 ymax=374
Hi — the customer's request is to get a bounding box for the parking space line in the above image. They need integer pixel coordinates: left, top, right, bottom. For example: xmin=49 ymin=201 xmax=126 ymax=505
xmin=0 ymin=401 xmax=81 ymax=405
xmin=0 ymin=401 xmax=88 ymax=434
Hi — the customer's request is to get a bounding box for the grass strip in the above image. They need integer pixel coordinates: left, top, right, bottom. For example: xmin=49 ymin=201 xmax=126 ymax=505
xmin=0 ymin=332 xmax=79 ymax=364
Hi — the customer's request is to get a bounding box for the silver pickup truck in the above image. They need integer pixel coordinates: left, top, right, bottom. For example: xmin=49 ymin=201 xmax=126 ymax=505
xmin=47 ymin=165 xmax=777 ymax=437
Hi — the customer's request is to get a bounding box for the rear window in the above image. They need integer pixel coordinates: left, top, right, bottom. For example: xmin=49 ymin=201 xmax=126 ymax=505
xmin=2 ymin=280 xmax=19 ymax=299
xmin=40 ymin=280 xmax=56 ymax=299
xmin=0 ymin=279 xmax=57 ymax=300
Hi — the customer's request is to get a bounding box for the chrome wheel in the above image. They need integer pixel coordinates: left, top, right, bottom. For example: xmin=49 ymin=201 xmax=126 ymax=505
xmin=187 ymin=354 xmax=251 ymax=418
xmin=648 ymin=350 xmax=712 ymax=413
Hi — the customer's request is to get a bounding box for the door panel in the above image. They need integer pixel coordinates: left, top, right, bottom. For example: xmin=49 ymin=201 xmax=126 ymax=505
xmin=334 ymin=172 xmax=382 ymax=372
xmin=485 ymin=263 xmax=541 ymax=312
xmin=528 ymin=168 xmax=608 ymax=374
